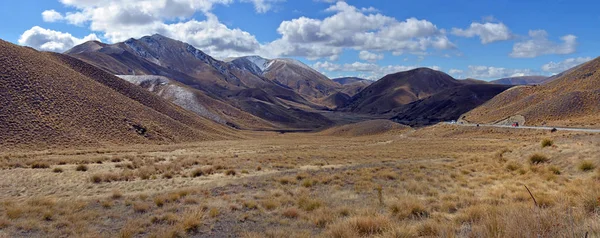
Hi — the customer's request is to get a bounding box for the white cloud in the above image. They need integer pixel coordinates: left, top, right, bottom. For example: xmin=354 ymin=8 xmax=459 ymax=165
xmin=36 ymin=0 xmax=262 ymax=58
xmin=42 ymin=10 xmax=64 ymax=22
xmin=452 ymin=22 xmax=512 ymax=44
xmin=510 ymin=30 xmax=577 ymax=58
xmin=241 ymin=0 xmax=285 ymax=13
xmin=268 ymin=1 xmax=455 ymax=60
xmin=465 ymin=65 xmax=535 ymax=79
xmin=313 ymin=61 xmax=441 ymax=80
xmin=358 ymin=50 xmax=383 ymax=62
xmin=27 ymin=1 xmax=455 ymax=60
xmin=449 ymin=69 xmax=463 ymax=78
xmin=18 ymin=26 xmax=100 ymax=52
xmin=541 ymin=57 xmax=592 ymax=74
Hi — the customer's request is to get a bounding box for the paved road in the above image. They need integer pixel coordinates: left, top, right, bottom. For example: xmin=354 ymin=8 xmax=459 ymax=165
xmin=449 ymin=123 xmax=600 ymax=133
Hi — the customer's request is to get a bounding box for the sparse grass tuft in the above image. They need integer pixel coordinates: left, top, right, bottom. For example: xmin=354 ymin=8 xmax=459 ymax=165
xmin=52 ymin=167 xmax=63 ymax=173
xmin=548 ymin=166 xmax=561 ymax=175
xmin=529 ymin=154 xmax=549 ymax=164
xmin=181 ymin=209 xmax=203 ymax=233
xmin=282 ymin=208 xmax=299 ymax=219
xmin=76 ymin=164 xmax=88 ymax=171
xmin=579 ymin=160 xmax=596 ymax=172
xmin=133 ymin=202 xmax=151 ymax=213
xmin=541 ymin=138 xmax=554 ymax=148
xmin=225 ymin=169 xmax=237 ymax=176
xmin=31 ymin=161 xmax=50 ymax=169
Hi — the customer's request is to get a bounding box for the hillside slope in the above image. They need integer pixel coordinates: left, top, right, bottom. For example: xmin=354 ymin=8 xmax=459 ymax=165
xmin=66 ymin=36 xmax=332 ymax=129
xmin=0 ymin=40 xmax=234 ymax=149
xmin=344 ymin=68 xmax=463 ymax=114
xmin=463 ymin=57 xmax=600 ymax=127
xmin=392 ymin=84 xmax=512 ymax=126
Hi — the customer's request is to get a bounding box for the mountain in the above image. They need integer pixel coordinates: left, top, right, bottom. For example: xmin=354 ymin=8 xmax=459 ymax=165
xmin=0 ymin=39 xmax=234 ymax=149
xmin=66 ymin=35 xmax=332 ymax=129
xmin=463 ymin=57 xmax=600 ymax=127
xmin=391 ymin=84 xmax=513 ymax=126
xmin=491 ymin=76 xmax=549 ymax=85
xmin=116 ymin=75 xmax=276 ymax=130
xmin=333 ymin=77 xmax=373 ymax=97
xmin=343 ymin=68 xmax=463 ymax=114
xmin=229 ymin=56 xmax=343 ymax=102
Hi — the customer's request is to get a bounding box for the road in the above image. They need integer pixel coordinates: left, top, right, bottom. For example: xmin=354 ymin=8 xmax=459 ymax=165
xmin=449 ymin=123 xmax=600 ymax=133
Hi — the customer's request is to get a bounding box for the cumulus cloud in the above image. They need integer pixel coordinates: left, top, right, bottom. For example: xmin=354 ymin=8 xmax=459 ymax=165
xmin=313 ymin=61 xmax=441 ymax=80
xmin=465 ymin=65 xmax=535 ymax=79
xmin=510 ymin=30 xmax=577 ymax=58
xmin=448 ymin=69 xmax=464 ymax=78
xmin=34 ymin=0 xmax=262 ymax=58
xmin=541 ymin=57 xmax=592 ymax=74
xmin=26 ymin=1 xmax=456 ymax=59
xmin=268 ymin=1 xmax=455 ymax=60
xmin=241 ymin=0 xmax=285 ymax=13
xmin=452 ymin=22 xmax=512 ymax=44
xmin=42 ymin=10 xmax=64 ymax=22
xmin=358 ymin=50 xmax=383 ymax=62
xmin=18 ymin=26 xmax=100 ymax=52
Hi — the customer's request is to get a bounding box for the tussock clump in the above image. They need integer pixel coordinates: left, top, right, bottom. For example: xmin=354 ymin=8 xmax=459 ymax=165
xmin=327 ymin=215 xmax=391 ymax=237
xmin=31 ymin=162 xmax=50 ymax=169
xmin=541 ymin=139 xmax=554 ymax=148
xmin=52 ymin=167 xmax=64 ymax=173
xmin=76 ymin=164 xmax=88 ymax=172
xmin=282 ymin=208 xmax=300 ymax=219
xmin=579 ymin=160 xmax=596 ymax=172
xmin=529 ymin=154 xmax=549 ymax=164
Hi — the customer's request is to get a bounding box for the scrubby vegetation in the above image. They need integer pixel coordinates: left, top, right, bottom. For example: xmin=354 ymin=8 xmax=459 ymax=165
xmin=0 ymin=125 xmax=599 ymax=237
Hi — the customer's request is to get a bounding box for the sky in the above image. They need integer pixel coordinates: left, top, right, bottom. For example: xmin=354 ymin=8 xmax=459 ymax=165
xmin=1 ymin=0 xmax=599 ymax=80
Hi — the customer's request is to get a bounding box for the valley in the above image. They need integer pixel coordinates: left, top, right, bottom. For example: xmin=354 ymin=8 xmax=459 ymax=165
xmin=1 ymin=8 xmax=599 ymax=237
xmin=0 ymin=125 xmax=599 ymax=237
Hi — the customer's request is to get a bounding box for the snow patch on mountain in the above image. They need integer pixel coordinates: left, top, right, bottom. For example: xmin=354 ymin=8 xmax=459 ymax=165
xmin=117 ymin=75 xmax=225 ymax=124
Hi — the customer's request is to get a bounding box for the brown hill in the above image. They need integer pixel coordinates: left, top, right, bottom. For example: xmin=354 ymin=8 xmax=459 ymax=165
xmin=463 ymin=57 xmax=600 ymax=127
xmin=333 ymin=77 xmax=373 ymax=97
xmin=66 ymin=35 xmax=332 ymax=129
xmin=0 ymin=39 xmax=234 ymax=149
xmin=262 ymin=59 xmax=342 ymax=101
xmin=318 ymin=120 xmax=411 ymax=137
xmin=343 ymin=68 xmax=463 ymax=114
xmin=391 ymin=84 xmax=512 ymax=126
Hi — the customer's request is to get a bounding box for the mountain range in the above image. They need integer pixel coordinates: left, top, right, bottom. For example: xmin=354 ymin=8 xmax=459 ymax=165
xmin=1 ymin=33 xmax=598 ymax=148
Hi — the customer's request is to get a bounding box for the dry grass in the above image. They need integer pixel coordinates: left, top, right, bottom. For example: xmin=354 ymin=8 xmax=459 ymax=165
xmin=0 ymin=126 xmax=599 ymax=236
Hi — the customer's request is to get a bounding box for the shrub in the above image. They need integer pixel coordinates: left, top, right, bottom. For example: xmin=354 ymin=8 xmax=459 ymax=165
xmin=282 ymin=208 xmax=299 ymax=218
xmin=191 ymin=168 xmax=204 ymax=177
xmin=91 ymin=174 xmax=103 ymax=183
xmin=225 ymin=169 xmax=237 ymax=176
xmin=31 ymin=161 xmax=50 ymax=169
xmin=298 ymin=197 xmax=322 ymax=212
xmin=541 ymin=139 xmax=554 ymax=148
xmin=52 ymin=167 xmax=64 ymax=173
xmin=579 ymin=160 xmax=596 ymax=172
xmin=505 ymin=161 xmax=521 ymax=171
xmin=76 ymin=164 xmax=88 ymax=172
xmin=112 ymin=190 xmax=123 ymax=200
xmin=181 ymin=209 xmax=203 ymax=233
xmin=548 ymin=166 xmax=561 ymax=175
xmin=133 ymin=202 xmax=151 ymax=213
xmin=529 ymin=154 xmax=549 ymax=164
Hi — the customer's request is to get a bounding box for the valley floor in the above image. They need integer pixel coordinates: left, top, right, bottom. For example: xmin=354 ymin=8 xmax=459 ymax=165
xmin=0 ymin=125 xmax=599 ymax=237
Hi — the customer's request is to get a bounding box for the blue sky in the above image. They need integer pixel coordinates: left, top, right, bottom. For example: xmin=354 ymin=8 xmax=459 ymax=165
xmin=1 ymin=0 xmax=598 ymax=80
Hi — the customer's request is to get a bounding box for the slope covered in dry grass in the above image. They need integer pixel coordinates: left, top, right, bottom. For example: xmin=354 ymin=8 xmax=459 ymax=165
xmin=0 ymin=126 xmax=598 ymax=237
xmin=0 ymin=40 xmax=235 ymax=149
xmin=463 ymin=57 xmax=600 ymax=127
xmin=318 ymin=119 xmax=411 ymax=137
